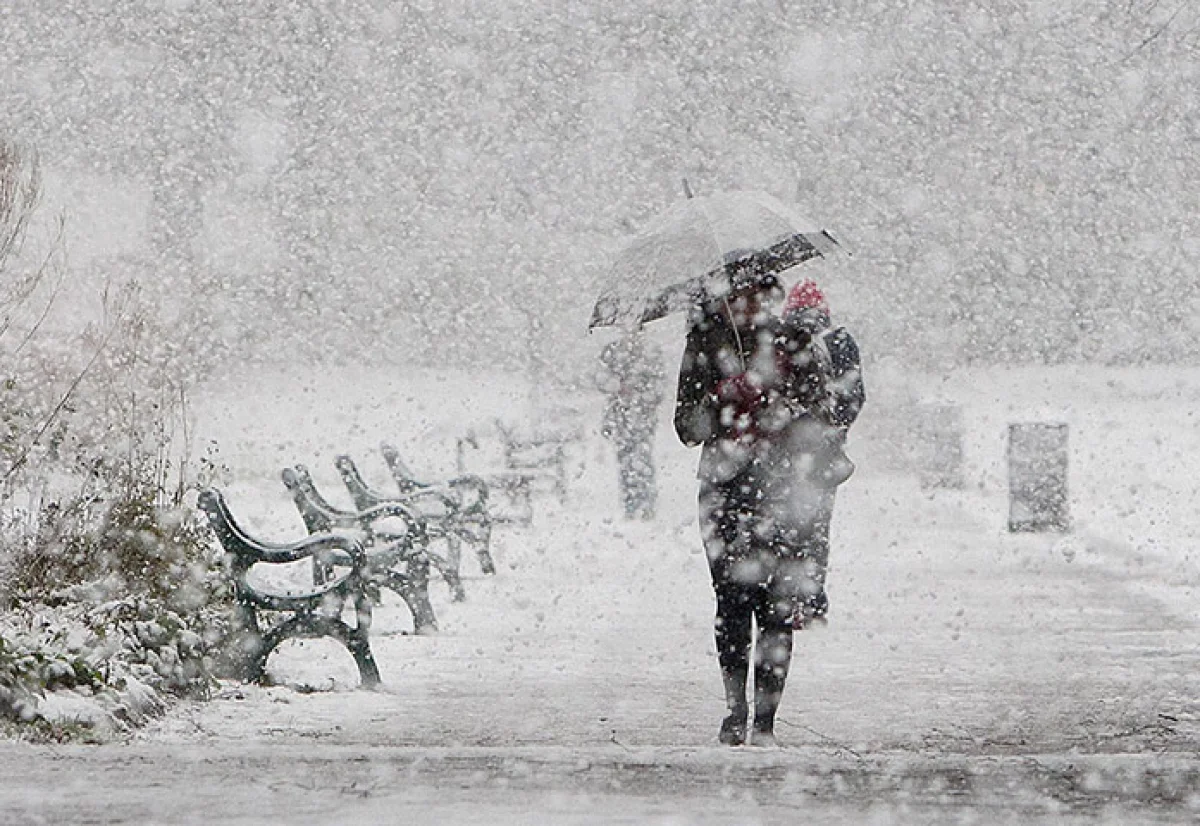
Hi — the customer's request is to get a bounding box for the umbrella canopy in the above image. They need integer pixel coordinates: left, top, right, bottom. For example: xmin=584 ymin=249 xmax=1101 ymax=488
xmin=590 ymin=191 xmax=843 ymax=329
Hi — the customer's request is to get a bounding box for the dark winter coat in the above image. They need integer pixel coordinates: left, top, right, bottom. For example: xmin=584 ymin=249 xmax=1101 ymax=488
xmin=759 ymin=309 xmax=866 ymax=515
xmin=674 ymin=306 xmax=781 ymax=485
xmin=774 ymin=307 xmax=864 ymax=429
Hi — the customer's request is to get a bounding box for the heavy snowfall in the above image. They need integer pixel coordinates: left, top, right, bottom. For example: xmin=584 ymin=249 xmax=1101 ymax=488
xmin=0 ymin=2 xmax=1198 ymax=824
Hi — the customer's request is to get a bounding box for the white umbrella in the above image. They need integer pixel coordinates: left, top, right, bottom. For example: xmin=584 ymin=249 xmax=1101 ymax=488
xmin=590 ymin=190 xmax=843 ymax=329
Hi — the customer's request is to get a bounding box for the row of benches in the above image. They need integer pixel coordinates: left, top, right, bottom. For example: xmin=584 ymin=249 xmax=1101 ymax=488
xmin=197 ymin=445 xmax=496 ymax=688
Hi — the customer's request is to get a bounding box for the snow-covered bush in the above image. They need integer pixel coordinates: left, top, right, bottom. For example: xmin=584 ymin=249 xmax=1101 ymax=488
xmin=0 ymin=139 xmax=234 ymax=737
xmin=0 ymin=626 xmax=100 ymax=724
xmin=2 ymin=491 xmax=233 ymax=689
xmin=0 ymin=600 xmax=192 ymax=739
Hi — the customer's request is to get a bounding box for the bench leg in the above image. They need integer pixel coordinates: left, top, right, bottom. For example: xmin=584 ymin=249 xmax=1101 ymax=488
xmin=386 ymin=565 xmax=438 ymax=635
xmin=427 ymin=537 xmax=466 ymax=602
xmin=245 ymin=607 xmax=381 ymax=689
xmin=555 ymin=453 xmax=568 ymax=503
xmin=251 ymin=616 xmax=312 ymax=685
xmin=347 ymin=635 xmax=381 ymax=688
xmin=445 ymin=534 xmax=464 ymax=593
xmin=461 ymin=514 xmax=496 ymax=575
xmin=515 ymin=483 xmax=533 ymax=526
xmin=226 ymin=601 xmax=268 ymax=682
xmin=345 ymin=595 xmax=382 ymax=689
xmin=474 ymin=540 xmax=496 ymax=576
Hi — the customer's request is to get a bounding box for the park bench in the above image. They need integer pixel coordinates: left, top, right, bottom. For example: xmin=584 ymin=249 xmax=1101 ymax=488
xmin=279 ymin=465 xmax=441 ymax=632
xmin=453 ymin=422 xmax=580 ymax=524
xmin=196 ymin=488 xmax=381 ymax=688
xmin=452 ymin=438 xmax=537 ymax=526
xmin=333 ymin=451 xmax=492 ymax=588
xmin=377 ymin=444 xmax=496 ymax=575
xmin=495 ymin=420 xmax=571 ymax=504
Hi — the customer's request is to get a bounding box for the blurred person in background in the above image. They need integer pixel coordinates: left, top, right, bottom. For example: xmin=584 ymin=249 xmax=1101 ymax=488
xmin=597 ymin=330 xmax=665 ymax=520
xmin=763 ymin=279 xmax=865 ymax=631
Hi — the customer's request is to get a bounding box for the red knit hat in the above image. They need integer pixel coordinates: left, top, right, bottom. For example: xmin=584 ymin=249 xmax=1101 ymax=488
xmin=783 ymin=279 xmax=829 ymax=315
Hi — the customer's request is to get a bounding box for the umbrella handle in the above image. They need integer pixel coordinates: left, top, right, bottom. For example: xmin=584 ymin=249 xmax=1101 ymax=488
xmin=724 ymin=297 xmax=747 ymax=372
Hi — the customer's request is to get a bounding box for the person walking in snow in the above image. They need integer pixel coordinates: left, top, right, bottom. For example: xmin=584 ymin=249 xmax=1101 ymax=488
xmin=761 ymin=279 xmax=865 ymax=629
xmin=674 ymin=273 xmax=791 ymax=746
xmin=598 ymin=331 xmax=665 ymax=520
xmin=674 ymin=274 xmax=864 ymax=747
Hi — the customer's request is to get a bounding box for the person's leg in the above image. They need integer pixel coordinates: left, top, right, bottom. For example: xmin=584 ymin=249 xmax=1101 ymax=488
xmin=713 ymin=577 xmax=753 ymax=744
xmin=751 ymin=556 xmax=794 ymax=745
xmin=615 ymin=440 xmax=637 ymax=518
xmin=617 ymin=436 xmax=653 ymax=520
xmin=801 ymin=489 xmax=837 ymax=621
xmin=630 ymin=434 xmax=657 ymax=519
xmin=701 ymin=480 xmax=756 ymax=744
xmin=751 ymin=624 xmax=793 ymax=744
xmin=741 ymin=474 xmax=834 ymax=744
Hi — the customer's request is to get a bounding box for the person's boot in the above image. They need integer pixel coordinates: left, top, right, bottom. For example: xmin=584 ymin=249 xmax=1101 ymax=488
xmin=718 ymin=665 xmax=749 ymax=746
xmin=719 ymin=709 xmax=748 ymax=746
xmin=750 ymin=687 xmax=780 ymax=747
xmin=749 ymin=726 xmax=779 ymax=747
xmin=792 ymin=590 xmax=830 ymax=631
xmin=751 ymin=630 xmax=792 ymax=747
xmin=806 ymin=590 xmax=829 ymax=628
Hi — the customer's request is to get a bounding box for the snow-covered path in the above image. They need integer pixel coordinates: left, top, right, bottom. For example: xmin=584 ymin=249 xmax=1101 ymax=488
xmin=4 ymin=473 xmax=1197 ymax=824
xmin=2 ymin=367 xmax=1198 ymax=823
xmin=146 ymin=475 xmax=1200 ymax=757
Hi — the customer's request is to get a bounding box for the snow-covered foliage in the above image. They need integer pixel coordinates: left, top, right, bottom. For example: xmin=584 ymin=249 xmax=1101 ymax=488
xmin=0 ymin=619 xmax=100 ymax=726
xmin=0 ymin=140 xmax=234 ymax=737
xmin=0 ymin=603 xmax=161 ymax=736
xmin=0 ymin=492 xmax=231 ymax=737
xmin=0 ymin=445 xmax=233 ymax=736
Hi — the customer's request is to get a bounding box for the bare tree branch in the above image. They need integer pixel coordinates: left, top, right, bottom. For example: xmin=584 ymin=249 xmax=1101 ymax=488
xmin=0 ymin=142 xmax=41 ymax=271
xmin=0 ymin=284 xmax=137 ymax=488
xmin=1122 ymin=0 xmax=1193 ymax=60
xmin=5 ymin=216 xmax=68 ymax=352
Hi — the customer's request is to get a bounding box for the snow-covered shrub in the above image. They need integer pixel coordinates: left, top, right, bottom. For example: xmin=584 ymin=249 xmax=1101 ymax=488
xmin=0 ymin=373 xmax=236 ymax=727
xmin=0 ymin=628 xmax=100 ymax=723
xmin=0 ymin=472 xmax=234 ymax=734
xmin=0 ymin=610 xmax=124 ymax=742
xmin=0 ymin=138 xmax=235 ymax=736
xmin=0 ymin=603 xmax=185 ymax=739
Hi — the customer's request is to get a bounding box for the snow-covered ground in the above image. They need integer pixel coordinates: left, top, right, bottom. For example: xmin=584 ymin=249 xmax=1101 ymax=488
xmin=2 ymin=362 xmax=1198 ymax=824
